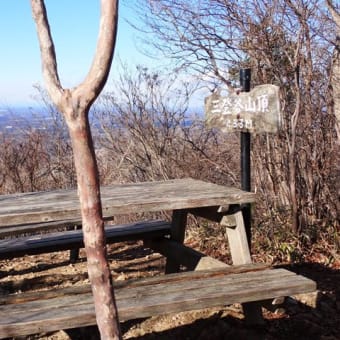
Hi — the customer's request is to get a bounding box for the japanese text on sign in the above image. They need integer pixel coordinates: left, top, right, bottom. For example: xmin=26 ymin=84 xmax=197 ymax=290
xmin=211 ymin=94 xmax=269 ymax=115
xmin=205 ymin=84 xmax=281 ymax=134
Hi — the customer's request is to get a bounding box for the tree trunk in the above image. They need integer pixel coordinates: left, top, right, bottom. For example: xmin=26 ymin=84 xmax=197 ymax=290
xmin=66 ymin=109 xmax=121 ymax=339
xmin=327 ymin=0 xmax=340 ymax=141
xmin=288 ymin=151 xmax=299 ymax=233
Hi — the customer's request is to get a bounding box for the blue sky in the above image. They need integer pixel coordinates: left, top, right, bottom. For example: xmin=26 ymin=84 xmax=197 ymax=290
xmin=0 ymin=1 xmax=154 ymax=107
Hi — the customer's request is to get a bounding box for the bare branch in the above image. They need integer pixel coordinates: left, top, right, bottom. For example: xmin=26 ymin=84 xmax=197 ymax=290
xmin=75 ymin=0 xmax=119 ymax=108
xmin=30 ymin=0 xmax=63 ymax=105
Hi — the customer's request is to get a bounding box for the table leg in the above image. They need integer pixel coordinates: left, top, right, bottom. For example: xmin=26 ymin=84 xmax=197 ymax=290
xmin=69 ymin=224 xmax=81 ymax=263
xmin=222 ymin=210 xmax=251 ymax=265
xmin=222 ymin=210 xmax=264 ymax=325
xmin=165 ymin=209 xmax=188 ymax=274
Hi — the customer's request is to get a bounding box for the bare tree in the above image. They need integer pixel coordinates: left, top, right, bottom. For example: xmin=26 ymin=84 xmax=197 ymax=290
xmin=137 ymin=0 xmax=339 ymax=234
xmin=95 ymin=65 xmax=239 ymax=185
xmin=30 ymin=0 xmax=121 ymax=338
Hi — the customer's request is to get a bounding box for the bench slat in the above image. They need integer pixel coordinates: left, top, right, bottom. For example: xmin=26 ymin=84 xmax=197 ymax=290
xmin=0 ymin=264 xmax=268 ymax=305
xmin=0 ymin=220 xmax=171 ymax=259
xmin=0 ymin=266 xmax=316 ymax=338
xmin=0 ymin=219 xmax=82 ymax=238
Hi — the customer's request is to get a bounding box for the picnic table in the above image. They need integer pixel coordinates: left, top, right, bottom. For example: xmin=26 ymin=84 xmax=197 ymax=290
xmin=0 ymin=178 xmax=316 ymax=338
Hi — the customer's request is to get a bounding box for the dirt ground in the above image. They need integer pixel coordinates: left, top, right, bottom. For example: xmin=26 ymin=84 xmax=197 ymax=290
xmin=0 ymin=241 xmax=339 ymax=340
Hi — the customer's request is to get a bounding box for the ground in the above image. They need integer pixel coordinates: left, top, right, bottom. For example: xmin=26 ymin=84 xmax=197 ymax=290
xmin=0 ymin=241 xmax=339 ymax=340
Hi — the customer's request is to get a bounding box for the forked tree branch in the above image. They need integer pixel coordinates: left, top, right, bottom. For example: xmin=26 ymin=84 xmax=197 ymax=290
xmin=31 ymin=1 xmax=121 ymax=338
xmin=31 ymin=0 xmax=119 ymax=112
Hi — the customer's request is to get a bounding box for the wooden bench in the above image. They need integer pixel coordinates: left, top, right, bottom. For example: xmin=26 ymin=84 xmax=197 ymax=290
xmin=0 ymin=220 xmax=171 ymax=260
xmin=0 ymin=264 xmax=317 ymax=338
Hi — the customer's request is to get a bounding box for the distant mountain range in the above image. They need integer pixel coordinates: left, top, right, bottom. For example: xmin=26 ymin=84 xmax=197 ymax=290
xmin=0 ymin=105 xmax=204 ymax=135
xmin=0 ymin=107 xmax=50 ymax=133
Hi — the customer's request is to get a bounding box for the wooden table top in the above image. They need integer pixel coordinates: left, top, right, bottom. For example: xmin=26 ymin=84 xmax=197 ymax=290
xmin=0 ymin=178 xmax=255 ymax=227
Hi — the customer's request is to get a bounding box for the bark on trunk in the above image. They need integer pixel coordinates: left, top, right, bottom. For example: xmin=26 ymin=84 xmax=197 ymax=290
xmin=67 ymin=110 xmax=121 ymax=339
xmin=328 ymin=1 xmax=340 ymax=140
xmin=289 ymin=154 xmax=299 ymax=233
xmin=326 ymin=1 xmax=340 ymax=141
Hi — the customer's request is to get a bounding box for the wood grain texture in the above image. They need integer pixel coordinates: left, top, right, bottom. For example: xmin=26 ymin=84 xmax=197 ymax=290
xmin=165 ymin=209 xmax=188 ymax=273
xmin=0 ymin=179 xmax=255 ymax=227
xmin=0 ymin=266 xmax=316 ymax=338
xmin=223 ymin=211 xmax=252 ymax=265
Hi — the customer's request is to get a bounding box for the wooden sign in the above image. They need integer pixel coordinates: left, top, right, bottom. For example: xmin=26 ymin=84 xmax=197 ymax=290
xmin=205 ymin=84 xmax=281 ymax=133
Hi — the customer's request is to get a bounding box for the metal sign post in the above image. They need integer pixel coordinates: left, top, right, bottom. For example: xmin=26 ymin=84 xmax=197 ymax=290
xmin=204 ymin=69 xmax=281 ymax=252
xmin=240 ymin=69 xmax=252 ymax=247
